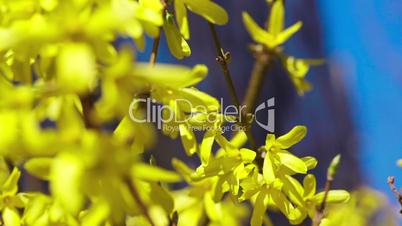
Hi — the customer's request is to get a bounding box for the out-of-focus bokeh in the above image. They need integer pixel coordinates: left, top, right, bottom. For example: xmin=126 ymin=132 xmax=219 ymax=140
xmin=134 ymin=0 xmax=402 ymax=223
xmin=317 ymin=0 xmax=402 ymax=200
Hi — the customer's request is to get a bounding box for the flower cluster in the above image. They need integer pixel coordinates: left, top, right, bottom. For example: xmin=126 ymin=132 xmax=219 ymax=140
xmin=0 ymin=0 xmax=350 ymax=226
xmin=177 ymin=127 xmax=349 ymax=226
xmin=243 ymin=0 xmax=323 ymax=95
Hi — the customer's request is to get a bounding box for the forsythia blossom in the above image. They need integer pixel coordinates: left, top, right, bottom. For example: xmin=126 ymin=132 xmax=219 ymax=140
xmin=242 ymin=0 xmax=323 ymax=95
xmin=0 ymin=0 xmax=351 ymax=226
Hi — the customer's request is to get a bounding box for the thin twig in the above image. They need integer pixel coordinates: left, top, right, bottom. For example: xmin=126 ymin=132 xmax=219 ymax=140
xmin=80 ymin=95 xmax=100 ymax=129
xmin=125 ymin=177 xmax=155 ymax=226
xmin=207 ymin=22 xmax=257 ymax=150
xmin=208 ymin=23 xmax=240 ymax=107
xmin=169 ymin=211 xmax=178 ymax=226
xmin=149 ymin=0 xmax=168 ymax=65
xmin=387 ymin=176 xmax=402 ymax=214
xmin=312 ymin=155 xmax=341 ymax=226
xmin=149 ymin=35 xmax=161 ymax=65
xmin=311 ymin=176 xmax=333 ymax=226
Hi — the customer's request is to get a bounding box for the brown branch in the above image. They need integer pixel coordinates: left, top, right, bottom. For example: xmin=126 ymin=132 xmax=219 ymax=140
xmin=149 ymin=0 xmax=168 ymax=65
xmin=80 ymin=95 xmax=100 ymax=129
xmin=312 ymin=155 xmax=340 ymax=226
xmin=149 ymin=35 xmax=161 ymax=65
xmin=207 ymin=22 xmax=257 ymax=150
xmin=312 ymin=176 xmax=333 ymax=226
xmin=208 ymin=23 xmax=240 ymax=108
xmin=169 ymin=211 xmax=178 ymax=226
xmin=243 ymin=44 xmax=273 ymax=115
xmin=125 ymin=177 xmax=155 ymax=226
xmin=387 ymin=176 xmax=402 ymax=214
xmin=241 ymin=45 xmax=274 ymax=168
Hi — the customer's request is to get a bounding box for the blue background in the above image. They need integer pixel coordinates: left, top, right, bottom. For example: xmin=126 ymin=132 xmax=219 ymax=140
xmin=318 ymin=0 xmax=402 ymax=198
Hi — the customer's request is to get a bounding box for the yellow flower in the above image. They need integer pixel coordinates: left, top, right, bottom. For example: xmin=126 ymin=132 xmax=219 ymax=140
xmin=21 ymin=193 xmax=79 ymax=226
xmin=281 ymin=56 xmax=324 ymax=95
xmin=242 ymin=0 xmax=302 ymax=49
xmin=0 ymin=165 xmax=26 ymax=226
xmin=172 ymin=158 xmax=248 ymax=226
xmin=263 ymin=126 xmax=309 ymax=184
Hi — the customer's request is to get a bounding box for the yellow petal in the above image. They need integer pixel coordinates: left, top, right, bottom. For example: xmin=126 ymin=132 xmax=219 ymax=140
xmin=57 ymin=43 xmax=97 ymax=94
xmin=175 ymin=0 xmax=190 ymax=39
xmin=301 ymin=156 xmax=318 ymax=170
xmin=289 ymin=76 xmax=312 ymax=96
xmin=242 ymin=12 xmax=274 ymax=46
xmin=270 ymin=189 xmax=301 ymax=221
xmin=0 ymin=157 xmax=10 ymax=185
xmin=132 ymin=64 xmax=207 ymax=88
xmin=185 ymin=0 xmax=228 ymax=25
xmin=319 ymin=218 xmax=331 ymax=226
xmin=2 ymin=167 xmax=21 ymax=196
xmin=276 ymin=21 xmax=303 ymax=44
xmin=24 ymin=158 xmax=53 ymax=180
xmin=303 ymin=174 xmax=316 ymax=198
xmin=40 ymin=0 xmax=58 ymax=11
xmin=134 ymin=1 xmax=163 ymax=26
xmin=200 ymin=130 xmax=216 ymax=165
xmin=276 ymin=125 xmax=307 ymax=149
xmin=239 ymin=148 xmax=256 ymax=163
xmin=230 ymin=131 xmax=248 ymax=148
xmin=265 ymin=134 xmax=276 ymax=150
xmin=268 ymin=0 xmax=284 ymax=35
xmin=3 ymin=207 xmax=20 ymax=226
xmin=204 ymin=192 xmax=221 ymax=221
xmin=131 ymin=163 xmax=181 ymax=182
xmin=163 ymin=14 xmax=191 ymax=59
xmin=81 ymin=201 xmax=110 ymax=226
xmin=282 ymin=175 xmax=304 ymax=207
xmin=179 ymin=124 xmax=197 ymax=156
xmin=263 ymin=152 xmax=276 ymax=184
xmin=50 ymin=153 xmax=84 ymax=214
xmin=149 ymin=183 xmax=174 ymax=214
xmin=171 ymin=158 xmax=193 ymax=182
xmin=251 ymin=191 xmax=267 ymax=226
xmin=174 ymin=88 xmax=220 ymax=113
xmin=215 ymin=134 xmax=238 ymax=156
xmin=277 ymin=150 xmax=307 ymax=174
xmin=139 ymin=0 xmax=163 ymax=12
xmin=313 ymin=190 xmax=350 ymax=204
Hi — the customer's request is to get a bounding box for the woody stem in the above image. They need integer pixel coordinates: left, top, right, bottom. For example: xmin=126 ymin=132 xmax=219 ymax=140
xmin=208 ymin=22 xmax=257 ymax=150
